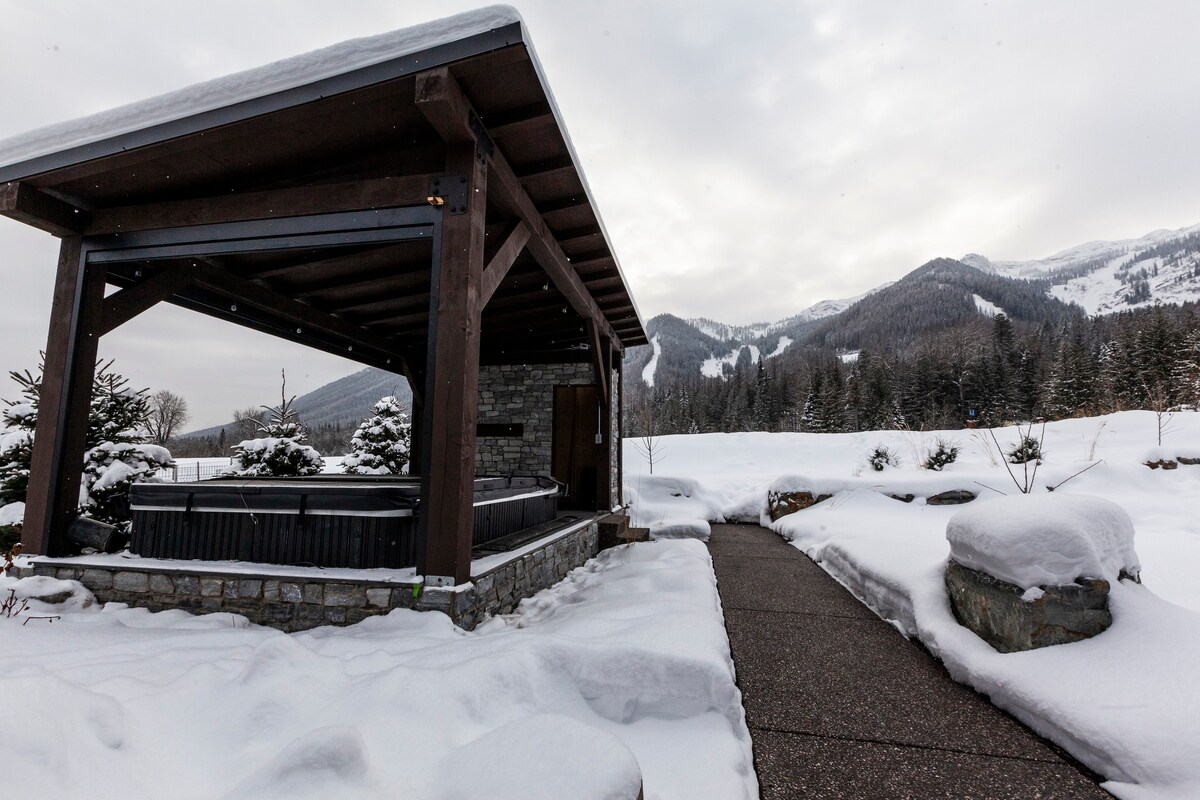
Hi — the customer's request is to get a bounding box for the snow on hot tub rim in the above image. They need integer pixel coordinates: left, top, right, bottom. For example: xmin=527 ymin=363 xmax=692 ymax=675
xmin=945 ymin=492 xmax=1140 ymax=590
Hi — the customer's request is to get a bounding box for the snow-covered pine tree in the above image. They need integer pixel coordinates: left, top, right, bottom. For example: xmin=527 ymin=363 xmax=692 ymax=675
xmin=0 ymin=368 xmax=40 ymax=507
xmin=342 ymin=395 xmax=411 ymax=475
xmin=82 ymin=361 xmax=174 ymax=526
xmin=229 ymin=372 xmax=323 ymax=477
xmin=0 ymin=359 xmax=173 ymax=527
xmin=1170 ymin=327 xmax=1200 ymax=410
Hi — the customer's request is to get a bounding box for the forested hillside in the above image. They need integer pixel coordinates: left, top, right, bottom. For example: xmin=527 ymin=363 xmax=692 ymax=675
xmin=624 ymin=302 xmax=1200 ymax=437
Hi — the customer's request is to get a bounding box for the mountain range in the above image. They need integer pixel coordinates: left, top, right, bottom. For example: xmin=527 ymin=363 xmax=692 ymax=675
xmin=631 ymin=222 xmax=1200 ymax=390
xmin=182 ymin=222 xmax=1200 ymax=436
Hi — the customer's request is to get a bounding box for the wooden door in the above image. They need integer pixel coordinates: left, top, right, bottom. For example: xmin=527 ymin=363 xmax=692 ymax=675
xmin=552 ymin=385 xmax=602 ymax=509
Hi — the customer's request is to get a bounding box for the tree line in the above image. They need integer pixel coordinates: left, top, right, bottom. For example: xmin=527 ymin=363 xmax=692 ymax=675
xmin=625 ymin=302 xmax=1200 ymax=436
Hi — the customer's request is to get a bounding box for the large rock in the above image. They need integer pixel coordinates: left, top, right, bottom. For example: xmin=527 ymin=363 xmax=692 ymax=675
xmin=767 ymin=490 xmax=831 ymax=521
xmin=926 ymin=490 xmax=976 ymax=505
xmin=944 ymin=560 xmax=1116 ymax=652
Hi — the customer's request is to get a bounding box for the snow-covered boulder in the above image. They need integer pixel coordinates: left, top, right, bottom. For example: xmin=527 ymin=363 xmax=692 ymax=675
xmin=944 ymin=494 xmax=1141 ymax=652
xmin=766 ymin=475 xmax=837 ymax=521
xmin=946 ymin=493 xmax=1140 ymax=589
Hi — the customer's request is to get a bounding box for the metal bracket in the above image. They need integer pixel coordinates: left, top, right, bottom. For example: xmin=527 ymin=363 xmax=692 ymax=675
xmin=425 ymin=574 xmax=455 ymax=588
xmin=468 ymin=111 xmax=496 ymax=159
xmin=430 ymin=176 xmax=469 ymax=215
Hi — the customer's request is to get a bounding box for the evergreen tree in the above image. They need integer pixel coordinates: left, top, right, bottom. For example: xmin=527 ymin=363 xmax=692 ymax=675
xmin=0 ymin=369 xmax=39 ymax=506
xmin=1172 ymin=327 xmax=1200 ymax=409
xmin=0 ymin=359 xmax=173 ymax=527
xmin=229 ymin=372 xmax=323 ymax=477
xmin=342 ymin=396 xmax=411 ymax=475
xmin=82 ymin=363 xmax=174 ymax=525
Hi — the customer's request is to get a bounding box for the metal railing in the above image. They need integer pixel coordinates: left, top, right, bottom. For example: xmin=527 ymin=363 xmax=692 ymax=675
xmin=154 ymin=461 xmax=235 ymax=483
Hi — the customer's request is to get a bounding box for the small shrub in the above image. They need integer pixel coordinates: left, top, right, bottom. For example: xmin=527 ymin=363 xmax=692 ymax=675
xmin=923 ymin=438 xmax=960 ymax=471
xmin=0 ymin=525 xmax=20 ymax=553
xmin=1007 ymin=435 xmax=1044 ymax=464
xmin=868 ymin=444 xmax=898 ymax=472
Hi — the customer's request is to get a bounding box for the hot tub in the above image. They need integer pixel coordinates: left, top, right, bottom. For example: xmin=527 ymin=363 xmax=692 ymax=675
xmin=129 ymin=476 xmax=560 ymax=569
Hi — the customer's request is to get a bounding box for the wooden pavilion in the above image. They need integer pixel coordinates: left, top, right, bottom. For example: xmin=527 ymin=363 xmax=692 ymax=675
xmin=0 ymin=7 xmax=646 ymax=586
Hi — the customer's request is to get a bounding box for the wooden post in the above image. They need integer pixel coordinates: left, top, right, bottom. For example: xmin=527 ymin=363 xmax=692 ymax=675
xmin=24 ymin=238 xmax=105 ymax=556
xmin=417 ymin=142 xmax=487 ymax=584
xmin=408 ymin=366 xmax=425 ymax=475
xmin=616 ymin=346 xmax=624 ymax=507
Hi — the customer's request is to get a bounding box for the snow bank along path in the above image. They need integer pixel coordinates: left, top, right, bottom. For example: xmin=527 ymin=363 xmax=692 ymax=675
xmin=0 ymin=541 xmax=757 ymax=800
xmin=624 ymin=411 xmax=1200 ymax=800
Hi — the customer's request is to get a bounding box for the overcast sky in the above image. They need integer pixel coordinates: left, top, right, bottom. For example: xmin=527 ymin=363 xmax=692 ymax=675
xmin=2 ymin=0 xmax=1199 ymax=428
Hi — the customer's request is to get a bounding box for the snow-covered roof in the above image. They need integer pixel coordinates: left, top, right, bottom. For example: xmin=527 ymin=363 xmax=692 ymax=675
xmin=0 ymin=6 xmax=522 ymax=174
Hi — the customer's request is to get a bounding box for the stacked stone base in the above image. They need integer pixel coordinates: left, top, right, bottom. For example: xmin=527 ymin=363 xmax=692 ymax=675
xmin=27 ymin=519 xmax=599 ymax=632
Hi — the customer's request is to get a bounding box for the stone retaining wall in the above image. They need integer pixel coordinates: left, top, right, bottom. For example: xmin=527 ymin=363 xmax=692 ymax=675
xmin=26 ymin=519 xmax=600 ymax=632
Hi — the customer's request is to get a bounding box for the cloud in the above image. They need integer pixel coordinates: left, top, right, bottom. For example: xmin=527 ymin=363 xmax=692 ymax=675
xmin=2 ymin=0 xmax=1200 ymax=424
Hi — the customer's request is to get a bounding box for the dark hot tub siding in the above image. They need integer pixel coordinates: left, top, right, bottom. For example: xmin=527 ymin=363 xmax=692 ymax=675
xmin=130 ymin=478 xmax=558 ymax=569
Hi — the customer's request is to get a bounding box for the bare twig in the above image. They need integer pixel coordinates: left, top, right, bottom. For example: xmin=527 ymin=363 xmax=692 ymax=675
xmin=989 ymin=426 xmax=1024 ymax=493
xmin=973 ymin=480 xmax=1009 ymax=496
xmin=1046 ymin=460 xmax=1104 ymax=492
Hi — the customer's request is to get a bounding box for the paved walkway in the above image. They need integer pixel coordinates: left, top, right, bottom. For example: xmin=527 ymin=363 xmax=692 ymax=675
xmin=708 ymin=524 xmax=1112 ymax=800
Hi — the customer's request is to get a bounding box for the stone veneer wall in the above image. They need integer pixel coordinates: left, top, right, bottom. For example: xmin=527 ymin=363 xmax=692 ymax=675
xmin=25 ymin=519 xmax=599 ymax=632
xmin=475 ymin=362 xmax=595 ymax=476
xmin=610 ymin=366 xmax=620 ymax=507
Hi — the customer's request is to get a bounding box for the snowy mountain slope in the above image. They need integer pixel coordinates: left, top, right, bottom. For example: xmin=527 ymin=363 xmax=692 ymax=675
xmin=962 ymin=223 xmax=1200 ymax=314
xmin=962 ymin=223 xmax=1200 ymax=279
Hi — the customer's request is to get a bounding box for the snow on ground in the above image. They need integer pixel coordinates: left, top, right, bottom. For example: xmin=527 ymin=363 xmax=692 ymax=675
xmin=642 ymin=335 xmax=662 ymax=387
xmin=765 ymin=336 xmax=792 ymax=358
xmin=972 ymin=293 xmax=1004 ymax=316
xmin=837 ymin=349 xmax=860 ymax=363
xmin=701 ymin=345 xmax=760 ymax=379
xmin=0 ymin=540 xmax=756 ymax=800
xmin=623 ymin=411 xmax=1200 ymax=799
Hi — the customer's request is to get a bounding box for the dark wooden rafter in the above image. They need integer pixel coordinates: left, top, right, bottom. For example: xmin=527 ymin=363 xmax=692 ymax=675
xmin=515 ymin=155 xmax=574 ymax=180
xmin=293 ymin=263 xmax=429 ymax=300
xmin=586 ymin=317 xmax=609 ymax=400
xmin=184 ymin=258 xmax=415 ymax=376
xmin=480 ymin=220 xmax=530 ymax=307
xmin=244 ymin=246 xmax=424 ymax=282
xmin=0 ymin=181 xmax=89 ymax=236
xmin=484 ymin=101 xmax=553 ymax=135
xmin=413 ymin=69 xmax=619 ymax=343
xmin=99 ymin=266 xmax=197 ymax=335
xmin=334 ymin=292 xmax=431 ymax=317
xmin=86 ymin=174 xmax=438 ymax=235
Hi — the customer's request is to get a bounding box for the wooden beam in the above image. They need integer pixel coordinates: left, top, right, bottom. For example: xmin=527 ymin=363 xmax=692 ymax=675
xmin=480 ymin=221 xmax=529 ymax=307
xmin=587 ymin=317 xmax=609 ymax=401
xmin=0 ymin=182 xmax=89 ymax=236
xmin=186 ymin=260 xmax=414 ymax=374
xmin=484 ymin=101 xmax=554 ymax=135
xmin=86 ymin=174 xmax=438 ymax=234
xmin=415 ymin=65 xmax=631 ymax=354
xmin=245 ymin=245 xmax=424 ymax=282
xmin=99 ymin=266 xmax=197 ymax=335
xmin=24 ymin=239 xmax=103 ymax=556
xmin=413 ymin=124 xmax=488 ymax=585
xmin=293 ymin=264 xmax=429 ymax=300
xmin=536 ymin=195 xmax=589 ymax=215
xmin=515 ymin=156 xmax=574 ymax=180
xmin=474 ymin=127 xmax=618 ymax=341
xmin=415 ymin=69 xmax=479 ymax=144
xmin=334 ymin=292 xmax=431 ymax=317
